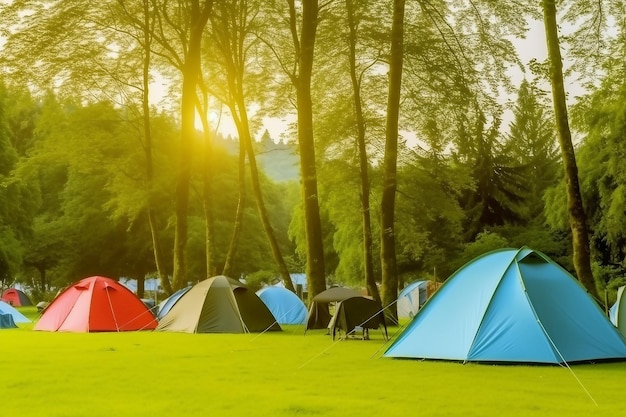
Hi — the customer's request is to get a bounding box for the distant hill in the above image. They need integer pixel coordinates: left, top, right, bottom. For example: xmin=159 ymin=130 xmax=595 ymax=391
xmin=215 ymin=131 xmax=300 ymax=183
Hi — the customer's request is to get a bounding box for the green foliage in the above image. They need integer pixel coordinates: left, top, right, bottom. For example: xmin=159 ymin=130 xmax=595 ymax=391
xmin=505 ymin=79 xmax=560 ymax=219
xmin=244 ymin=270 xmax=276 ymax=293
xmin=456 ymin=107 xmax=530 ymax=239
xmin=455 ymin=230 xmax=510 ymax=271
xmin=569 ymin=53 xmax=626 ymax=270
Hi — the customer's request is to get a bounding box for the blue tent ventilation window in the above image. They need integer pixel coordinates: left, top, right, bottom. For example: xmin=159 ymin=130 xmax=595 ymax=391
xmin=384 ymin=247 xmax=626 ymax=364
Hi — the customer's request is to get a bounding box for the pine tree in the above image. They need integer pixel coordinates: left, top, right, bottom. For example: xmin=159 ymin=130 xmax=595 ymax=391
xmin=505 ymin=79 xmax=560 ymax=219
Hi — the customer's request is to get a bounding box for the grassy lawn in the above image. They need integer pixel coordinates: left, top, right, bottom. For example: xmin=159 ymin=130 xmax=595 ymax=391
xmin=3 ymin=307 xmax=626 ymax=416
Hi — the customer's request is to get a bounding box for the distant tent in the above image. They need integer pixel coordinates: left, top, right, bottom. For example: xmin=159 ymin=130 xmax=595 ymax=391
xmin=306 ymin=287 xmax=361 ymax=331
xmin=0 ymin=301 xmax=31 ymax=323
xmin=329 ymin=296 xmax=387 ymax=340
xmin=397 ymin=281 xmax=428 ymax=319
xmin=156 ymin=286 xmax=191 ymax=320
xmin=119 ymin=278 xmax=161 ymax=293
xmin=34 ymin=276 xmax=158 ymax=332
xmin=156 ymin=276 xmax=281 ymax=333
xmin=256 ymin=286 xmax=307 ymax=325
xmin=36 ymin=301 xmax=49 ymax=313
xmin=385 ymin=247 xmax=626 ymax=364
xmin=1 ymin=288 xmax=33 ymax=306
xmin=610 ymin=286 xmax=626 ymax=338
xmin=274 ymin=273 xmax=307 ymax=291
xmin=397 ymin=280 xmax=442 ymax=319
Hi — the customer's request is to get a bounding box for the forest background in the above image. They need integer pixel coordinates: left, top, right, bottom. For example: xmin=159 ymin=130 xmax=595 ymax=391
xmin=0 ymin=0 xmax=625 ymax=316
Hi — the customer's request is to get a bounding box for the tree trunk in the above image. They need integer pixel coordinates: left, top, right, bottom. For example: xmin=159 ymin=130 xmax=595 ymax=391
xmin=237 ymin=96 xmax=297 ymax=293
xmin=137 ymin=275 xmax=145 ymax=298
xmin=293 ymin=0 xmax=326 ymax=304
xmin=222 ymin=134 xmax=246 ymax=278
xmin=172 ymin=2 xmax=212 ymax=291
xmin=196 ymin=91 xmax=216 ymax=278
xmin=380 ymin=0 xmax=405 ymax=322
xmin=37 ymin=265 xmax=46 ymax=292
xmin=141 ymin=0 xmax=172 ymax=295
xmin=542 ymin=0 xmax=599 ymax=299
xmin=346 ymin=0 xmax=380 ymax=303
xmin=211 ymin=1 xmax=295 ymax=291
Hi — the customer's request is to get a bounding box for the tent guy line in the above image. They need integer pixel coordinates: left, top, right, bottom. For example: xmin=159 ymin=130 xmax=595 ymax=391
xmin=250 ymin=302 xmax=304 ymax=342
xmin=298 ymin=300 xmax=394 ymax=369
xmin=532 ymin=306 xmax=598 ymax=406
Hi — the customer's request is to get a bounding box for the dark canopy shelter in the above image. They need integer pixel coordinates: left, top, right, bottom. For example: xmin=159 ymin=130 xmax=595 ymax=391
xmin=157 ymin=275 xmax=281 ymax=333
xmin=306 ymin=287 xmax=362 ymax=331
xmin=329 ymin=296 xmax=387 ymax=340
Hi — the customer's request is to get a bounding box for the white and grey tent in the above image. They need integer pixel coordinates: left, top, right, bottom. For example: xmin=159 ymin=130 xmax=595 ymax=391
xmin=610 ymin=286 xmax=626 ymax=338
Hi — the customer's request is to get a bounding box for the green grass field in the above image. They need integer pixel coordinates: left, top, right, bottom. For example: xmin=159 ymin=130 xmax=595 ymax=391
xmin=3 ymin=307 xmax=626 ymax=416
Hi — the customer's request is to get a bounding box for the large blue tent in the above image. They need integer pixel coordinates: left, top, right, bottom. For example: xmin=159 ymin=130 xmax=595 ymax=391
xmin=256 ymin=286 xmax=307 ymax=325
xmin=385 ymin=247 xmax=626 ymax=364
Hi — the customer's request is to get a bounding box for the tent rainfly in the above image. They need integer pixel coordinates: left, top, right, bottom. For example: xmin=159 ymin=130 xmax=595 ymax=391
xmin=385 ymin=247 xmax=626 ymax=364
xmin=35 ymin=276 xmax=158 ymax=332
xmin=156 ymin=276 xmax=281 ymax=333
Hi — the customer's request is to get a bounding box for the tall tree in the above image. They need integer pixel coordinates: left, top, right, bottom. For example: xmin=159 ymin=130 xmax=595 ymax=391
xmin=0 ymin=82 xmax=26 ymax=285
xmin=265 ymin=0 xmax=328 ymax=302
xmin=154 ymin=0 xmax=214 ymax=290
xmin=380 ymin=0 xmax=405 ymax=322
xmin=344 ymin=0 xmax=380 ymax=302
xmin=505 ymin=79 xmax=559 ymax=219
xmin=0 ymin=0 xmax=178 ymax=294
xmin=207 ymin=0 xmax=296 ymax=291
xmin=457 ymin=107 xmax=529 ymax=240
xmin=542 ymin=0 xmax=598 ymax=298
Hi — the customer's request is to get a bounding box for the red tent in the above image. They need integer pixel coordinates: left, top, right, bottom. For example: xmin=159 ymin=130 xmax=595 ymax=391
xmin=35 ymin=276 xmax=158 ymax=332
xmin=1 ymin=288 xmax=32 ymax=306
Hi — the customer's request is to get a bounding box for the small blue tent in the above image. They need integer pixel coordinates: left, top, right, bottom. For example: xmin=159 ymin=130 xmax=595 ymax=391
xmin=609 ymin=286 xmax=626 ymax=338
xmin=0 ymin=301 xmax=31 ymax=324
xmin=397 ymin=280 xmax=428 ymax=319
xmin=385 ymin=247 xmax=626 ymax=364
xmin=257 ymin=286 xmax=307 ymax=325
xmin=156 ymin=286 xmax=191 ymax=320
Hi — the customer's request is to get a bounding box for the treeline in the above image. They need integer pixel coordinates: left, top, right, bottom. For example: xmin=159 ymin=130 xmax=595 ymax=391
xmin=0 ymin=1 xmax=625 ymax=309
xmin=0 ymin=89 xmax=301 ymax=298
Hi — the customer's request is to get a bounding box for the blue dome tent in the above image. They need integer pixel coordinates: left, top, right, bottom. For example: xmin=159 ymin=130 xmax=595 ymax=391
xmin=156 ymin=286 xmax=192 ymax=320
xmin=256 ymin=286 xmax=307 ymax=325
xmin=385 ymin=247 xmax=626 ymax=364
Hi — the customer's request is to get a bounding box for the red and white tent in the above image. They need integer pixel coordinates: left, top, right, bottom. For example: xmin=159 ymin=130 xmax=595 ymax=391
xmin=35 ymin=276 xmax=157 ymax=332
